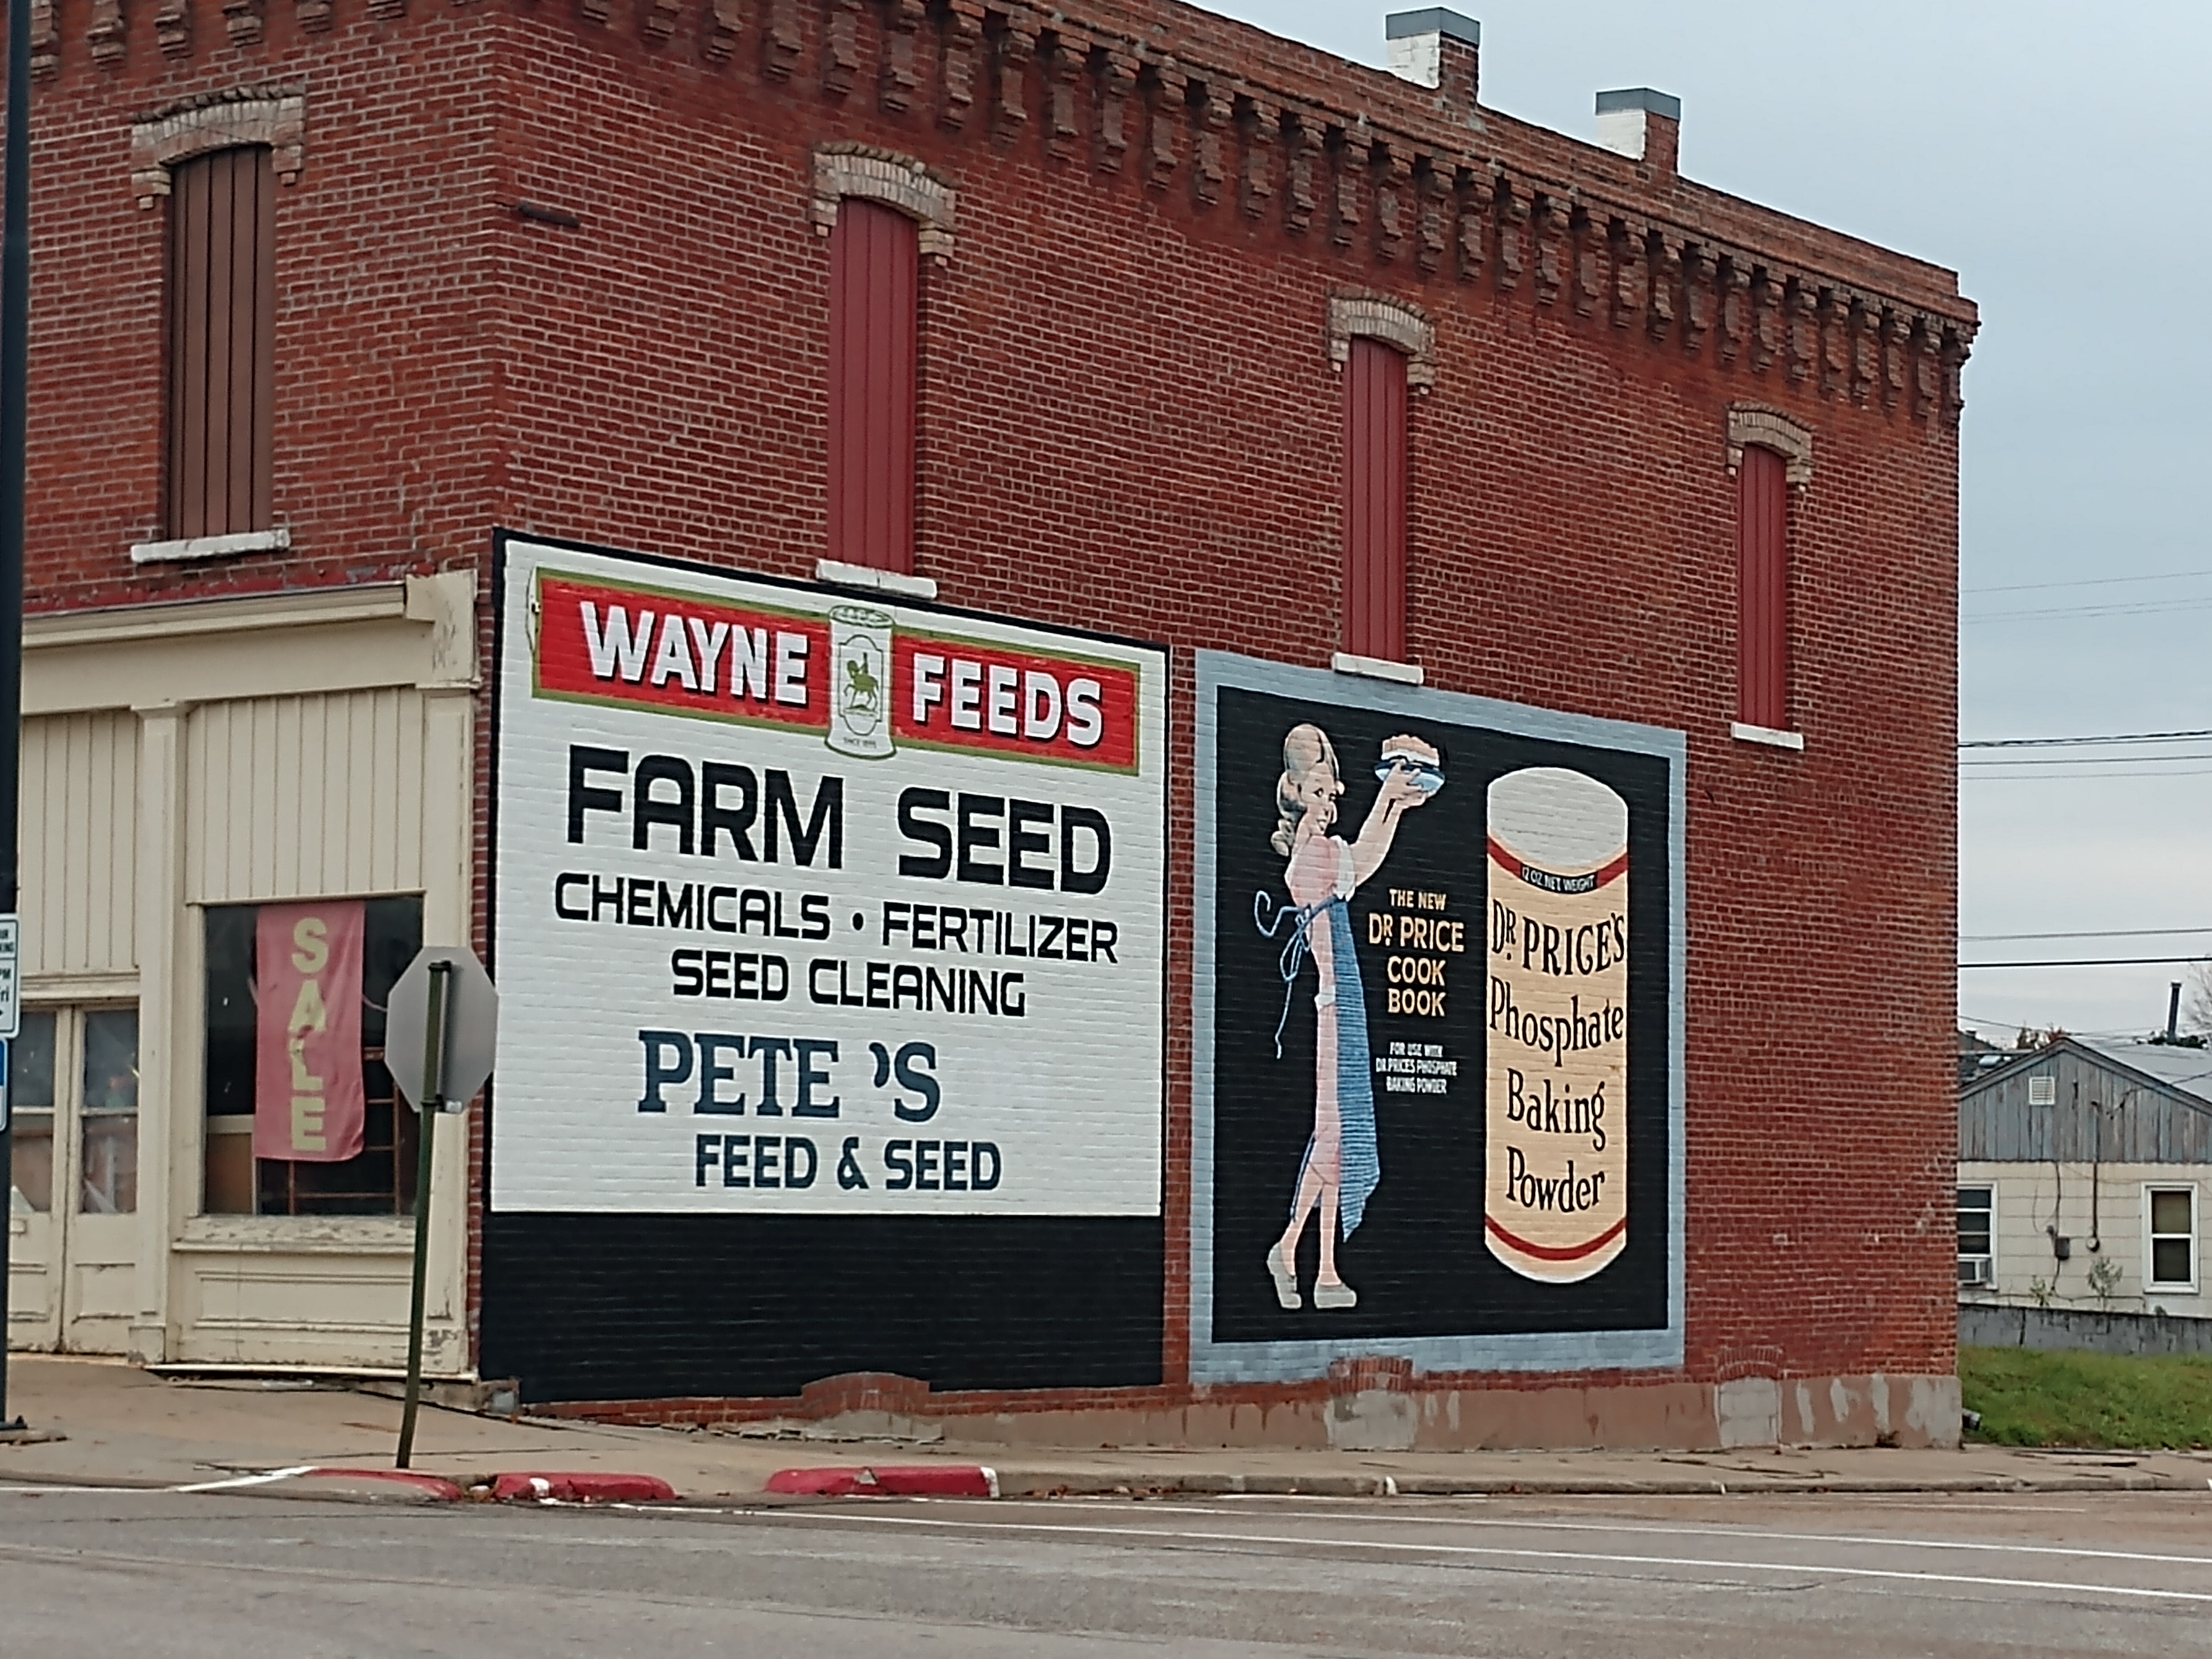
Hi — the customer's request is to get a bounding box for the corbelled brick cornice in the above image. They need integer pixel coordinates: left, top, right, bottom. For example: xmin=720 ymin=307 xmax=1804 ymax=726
xmin=62 ymin=0 xmax=1974 ymax=423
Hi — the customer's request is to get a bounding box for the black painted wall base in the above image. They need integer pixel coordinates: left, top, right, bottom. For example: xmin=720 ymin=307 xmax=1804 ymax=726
xmin=481 ymin=1213 xmax=1165 ymax=1404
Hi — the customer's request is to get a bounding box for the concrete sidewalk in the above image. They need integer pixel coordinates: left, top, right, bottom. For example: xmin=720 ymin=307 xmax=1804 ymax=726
xmin=2 ymin=1356 xmax=2208 ymax=1500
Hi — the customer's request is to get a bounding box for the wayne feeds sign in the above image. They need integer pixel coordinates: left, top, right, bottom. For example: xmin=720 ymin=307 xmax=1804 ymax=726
xmin=489 ymin=537 xmax=1167 ymax=1220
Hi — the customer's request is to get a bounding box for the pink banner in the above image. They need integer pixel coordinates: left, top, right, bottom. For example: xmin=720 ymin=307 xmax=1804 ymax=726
xmin=254 ymin=901 xmax=367 ymax=1164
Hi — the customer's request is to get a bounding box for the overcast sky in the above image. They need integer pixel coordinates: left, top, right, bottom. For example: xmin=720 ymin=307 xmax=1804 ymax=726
xmin=1214 ymin=1 xmax=2212 ymax=1043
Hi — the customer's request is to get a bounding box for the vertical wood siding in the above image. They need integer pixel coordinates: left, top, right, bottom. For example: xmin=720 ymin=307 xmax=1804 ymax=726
xmin=1736 ymin=444 xmax=1789 ymax=728
xmin=19 ymin=713 xmax=140 ymax=977
xmin=1961 ymin=1051 xmax=2212 ymax=1164
xmin=166 ymin=146 xmax=274 ymax=540
xmin=825 ymin=199 xmax=918 ymax=575
xmin=1340 ymin=337 xmax=1408 ymax=662
xmin=185 ymin=690 xmax=430 ymax=904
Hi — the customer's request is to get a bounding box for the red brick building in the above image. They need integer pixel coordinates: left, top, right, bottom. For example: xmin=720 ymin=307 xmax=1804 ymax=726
xmin=13 ymin=0 xmax=1974 ymax=1450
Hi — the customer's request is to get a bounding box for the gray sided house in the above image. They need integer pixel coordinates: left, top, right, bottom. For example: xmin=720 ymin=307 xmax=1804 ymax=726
xmin=1958 ymin=1040 xmax=2212 ymax=1317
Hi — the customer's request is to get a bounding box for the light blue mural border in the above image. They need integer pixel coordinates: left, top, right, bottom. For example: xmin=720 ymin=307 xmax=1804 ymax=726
xmin=1188 ymin=650 xmax=1688 ymax=1385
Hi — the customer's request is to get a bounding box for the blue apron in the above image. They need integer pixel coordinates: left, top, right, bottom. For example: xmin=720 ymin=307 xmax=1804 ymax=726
xmin=1256 ymin=888 xmax=1380 ymax=1237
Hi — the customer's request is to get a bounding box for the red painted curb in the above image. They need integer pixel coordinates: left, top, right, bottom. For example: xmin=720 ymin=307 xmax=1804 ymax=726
xmin=764 ymin=1464 xmax=999 ymax=1499
xmin=302 ymin=1468 xmax=466 ymax=1502
xmin=489 ymin=1472 xmax=680 ymax=1504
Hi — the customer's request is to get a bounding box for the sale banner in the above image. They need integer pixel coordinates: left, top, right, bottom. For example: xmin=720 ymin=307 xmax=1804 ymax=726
xmin=254 ymin=900 xmax=367 ymax=1163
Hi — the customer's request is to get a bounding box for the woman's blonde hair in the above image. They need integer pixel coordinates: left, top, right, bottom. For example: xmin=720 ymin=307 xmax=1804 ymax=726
xmin=1271 ymin=723 xmax=1339 ymax=857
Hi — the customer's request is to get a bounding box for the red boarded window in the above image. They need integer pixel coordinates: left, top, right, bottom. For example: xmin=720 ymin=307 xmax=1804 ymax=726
xmin=827 ymin=199 xmax=919 ymax=575
xmin=167 ymin=146 xmax=275 ymax=540
xmin=1342 ymin=336 xmax=1409 ymax=662
xmin=1736 ymin=443 xmax=1790 ymax=730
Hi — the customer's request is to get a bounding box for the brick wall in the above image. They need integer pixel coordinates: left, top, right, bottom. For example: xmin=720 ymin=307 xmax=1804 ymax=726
xmin=30 ymin=0 xmax=1970 ymax=1410
xmin=31 ymin=9 xmax=500 ymax=603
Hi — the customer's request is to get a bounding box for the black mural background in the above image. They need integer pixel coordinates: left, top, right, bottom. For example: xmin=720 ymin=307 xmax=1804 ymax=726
xmin=1208 ymin=686 xmax=1674 ymax=1345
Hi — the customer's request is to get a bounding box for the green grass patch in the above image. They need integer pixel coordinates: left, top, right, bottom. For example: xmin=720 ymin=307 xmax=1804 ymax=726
xmin=1961 ymin=1344 xmax=2212 ymax=1448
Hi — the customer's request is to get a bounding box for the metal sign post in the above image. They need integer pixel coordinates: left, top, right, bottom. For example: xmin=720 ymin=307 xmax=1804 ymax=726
xmin=395 ymin=960 xmax=449 ymax=1470
xmin=382 ymin=945 xmax=498 ymax=1470
xmin=0 ymin=0 xmax=39 ymax=1434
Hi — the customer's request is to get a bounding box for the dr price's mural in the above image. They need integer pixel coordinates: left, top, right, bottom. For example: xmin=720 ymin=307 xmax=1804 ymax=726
xmin=1193 ymin=654 xmax=1684 ymax=1383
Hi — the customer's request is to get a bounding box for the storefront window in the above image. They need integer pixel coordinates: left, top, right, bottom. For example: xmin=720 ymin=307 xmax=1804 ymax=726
xmin=202 ymin=896 xmax=424 ymax=1216
xmin=9 ymin=1010 xmax=56 ymax=1213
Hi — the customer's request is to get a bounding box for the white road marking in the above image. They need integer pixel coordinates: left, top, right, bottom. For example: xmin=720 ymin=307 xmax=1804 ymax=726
xmin=1858 ymin=1501 xmax=2093 ymax=1513
xmin=982 ymin=1498 xmax=2212 ymax=1569
xmin=170 ymin=1467 xmax=317 ymax=1493
xmin=776 ymin=1509 xmax=2212 ymax=1605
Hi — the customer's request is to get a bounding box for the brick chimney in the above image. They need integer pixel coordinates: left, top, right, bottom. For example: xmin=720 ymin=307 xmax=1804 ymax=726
xmin=1594 ymin=87 xmax=1681 ymax=176
xmin=1385 ymin=9 xmax=1480 ymax=111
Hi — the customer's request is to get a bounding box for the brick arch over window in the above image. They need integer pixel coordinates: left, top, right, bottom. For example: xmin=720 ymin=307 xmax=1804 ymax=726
xmin=810 ymin=145 xmax=957 ymax=262
xmin=130 ymin=92 xmax=305 ymax=209
xmin=1327 ymin=293 xmax=1436 ymax=392
xmin=1725 ymin=405 xmax=1813 ymax=487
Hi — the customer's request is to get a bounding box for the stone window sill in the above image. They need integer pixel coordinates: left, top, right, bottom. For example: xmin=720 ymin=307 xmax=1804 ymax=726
xmin=815 ymin=557 xmax=938 ymax=603
xmin=1731 ymin=721 xmax=1804 ymax=752
xmin=1331 ymin=651 xmax=1425 ymax=686
xmin=130 ymin=527 xmax=291 ymax=565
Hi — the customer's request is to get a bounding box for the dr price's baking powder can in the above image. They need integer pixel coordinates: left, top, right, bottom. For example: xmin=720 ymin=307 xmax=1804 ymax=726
xmin=1484 ymin=766 xmax=1630 ymax=1283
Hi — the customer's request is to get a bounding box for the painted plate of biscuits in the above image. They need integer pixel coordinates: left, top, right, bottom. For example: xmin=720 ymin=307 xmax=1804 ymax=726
xmin=1375 ymin=734 xmax=1445 ymax=795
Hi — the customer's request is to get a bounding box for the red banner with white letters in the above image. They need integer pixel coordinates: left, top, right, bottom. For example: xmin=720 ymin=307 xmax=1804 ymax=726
xmin=535 ymin=575 xmax=831 ymax=730
xmin=254 ymin=901 xmax=367 ymax=1164
xmin=530 ymin=572 xmax=1141 ymax=771
xmin=891 ymin=630 xmax=1141 ymax=772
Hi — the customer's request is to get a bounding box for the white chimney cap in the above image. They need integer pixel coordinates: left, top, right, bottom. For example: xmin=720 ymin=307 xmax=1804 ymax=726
xmin=1594 ymin=87 xmax=1681 ymax=161
xmin=1385 ymin=9 xmax=1480 ymax=91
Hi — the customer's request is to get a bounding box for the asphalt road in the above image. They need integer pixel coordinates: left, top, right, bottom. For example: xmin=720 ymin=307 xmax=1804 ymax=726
xmin=3 ymin=1485 xmax=2211 ymax=1656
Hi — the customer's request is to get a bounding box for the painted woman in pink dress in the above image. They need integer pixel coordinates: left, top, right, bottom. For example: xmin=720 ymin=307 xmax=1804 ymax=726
xmin=1257 ymin=724 xmax=1434 ymax=1311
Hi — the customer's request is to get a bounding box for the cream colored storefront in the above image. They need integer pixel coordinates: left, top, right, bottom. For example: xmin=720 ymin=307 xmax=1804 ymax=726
xmin=8 ymin=577 xmax=475 ymax=1373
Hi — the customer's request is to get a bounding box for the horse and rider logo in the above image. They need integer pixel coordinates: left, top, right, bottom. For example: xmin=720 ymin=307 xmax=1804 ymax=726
xmin=826 ymin=604 xmax=896 ymax=759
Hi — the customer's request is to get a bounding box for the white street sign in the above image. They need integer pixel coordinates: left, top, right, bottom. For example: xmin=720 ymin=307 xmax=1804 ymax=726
xmin=0 ymin=915 xmax=17 ymax=1040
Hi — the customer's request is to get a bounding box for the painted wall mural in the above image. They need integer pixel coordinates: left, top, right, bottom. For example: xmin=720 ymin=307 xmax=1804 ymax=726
xmin=1192 ymin=653 xmax=1683 ymax=1383
xmin=483 ymin=535 xmax=1169 ymax=1402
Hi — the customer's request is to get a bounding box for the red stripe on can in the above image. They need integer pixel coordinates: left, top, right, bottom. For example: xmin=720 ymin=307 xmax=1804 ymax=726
xmin=1486 ymin=838 xmax=1629 ymax=891
xmin=1484 ymin=1212 xmax=1629 ymax=1262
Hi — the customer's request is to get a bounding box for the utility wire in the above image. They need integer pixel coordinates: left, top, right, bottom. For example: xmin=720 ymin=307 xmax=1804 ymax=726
xmin=1960 ymin=956 xmax=2211 ymax=969
xmin=1961 ymin=728 xmax=2212 ymax=749
xmin=1964 ymin=566 xmax=2212 ymax=597
xmin=1958 ymin=1011 xmax=2159 ymax=1039
xmin=1964 ymin=761 xmax=2212 ymax=774
xmin=1962 ymin=926 xmax=2212 ymax=942
xmin=1964 ymin=597 xmax=2212 ymax=624
xmin=1971 ymin=776 xmax=2212 ymax=784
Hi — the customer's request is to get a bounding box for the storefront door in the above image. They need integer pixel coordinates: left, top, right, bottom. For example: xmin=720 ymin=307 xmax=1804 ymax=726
xmin=6 ymin=1006 xmax=142 ymax=1354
